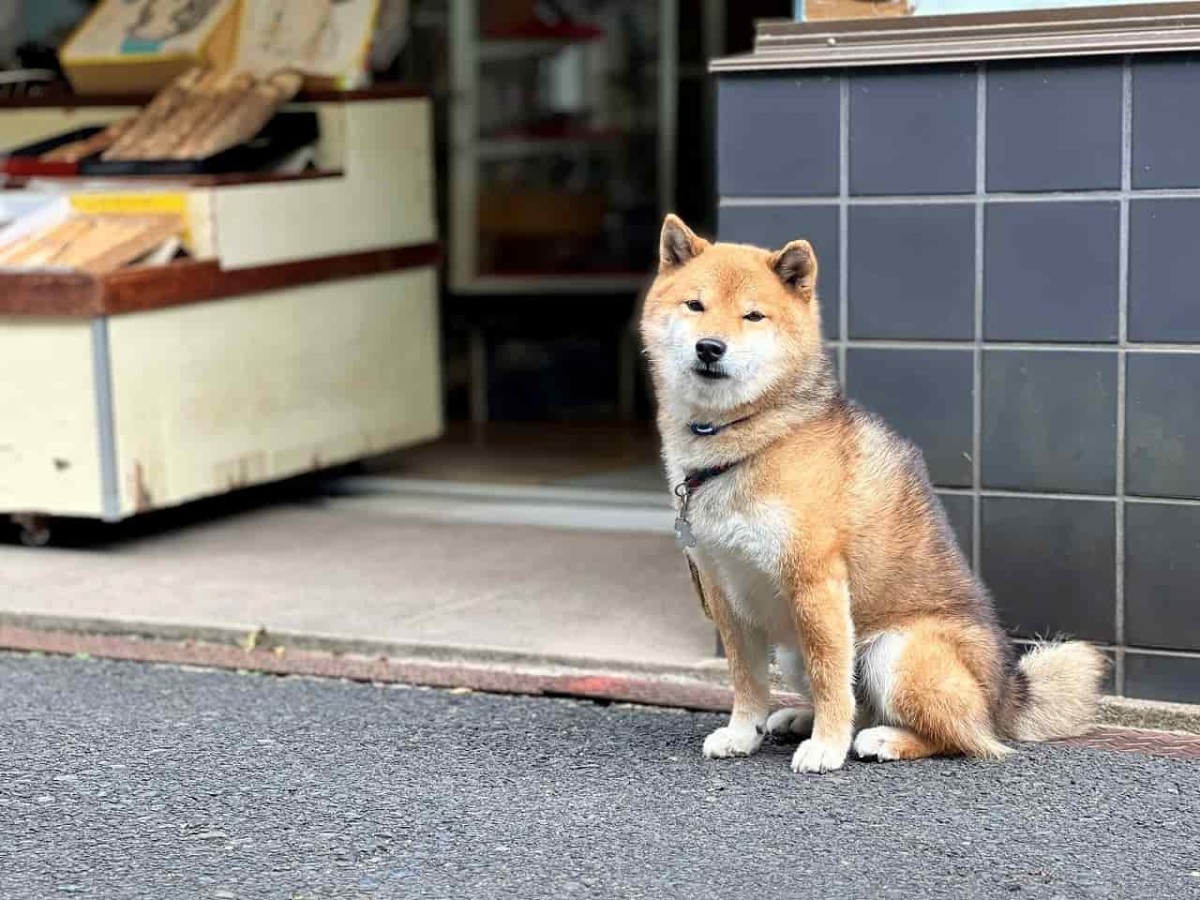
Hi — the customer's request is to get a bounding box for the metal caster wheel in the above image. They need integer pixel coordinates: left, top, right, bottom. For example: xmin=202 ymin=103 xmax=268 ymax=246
xmin=12 ymin=514 xmax=52 ymax=547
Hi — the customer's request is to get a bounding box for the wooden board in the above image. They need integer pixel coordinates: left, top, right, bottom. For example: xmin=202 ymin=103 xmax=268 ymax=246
xmin=106 ymin=267 xmax=442 ymax=516
xmin=0 ymin=85 xmax=428 ymax=110
xmin=0 ymin=244 xmax=440 ymax=317
xmin=0 ymin=319 xmax=104 ymax=517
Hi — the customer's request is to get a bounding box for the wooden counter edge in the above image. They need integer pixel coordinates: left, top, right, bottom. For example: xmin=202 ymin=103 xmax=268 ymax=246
xmin=3 ymin=170 xmax=344 ymax=190
xmin=0 ymin=243 xmax=441 ymax=317
xmin=0 ymin=84 xmax=429 ymax=111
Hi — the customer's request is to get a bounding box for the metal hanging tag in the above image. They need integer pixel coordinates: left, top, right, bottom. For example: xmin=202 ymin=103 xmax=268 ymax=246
xmin=673 ymin=482 xmax=697 ymax=550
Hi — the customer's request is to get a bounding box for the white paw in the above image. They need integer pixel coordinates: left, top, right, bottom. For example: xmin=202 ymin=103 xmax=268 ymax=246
xmin=790 ymin=737 xmax=849 ymax=774
xmin=853 ymin=725 xmax=905 ymax=762
xmin=765 ymin=707 xmax=814 ymax=738
xmin=702 ymin=724 xmax=763 ymax=759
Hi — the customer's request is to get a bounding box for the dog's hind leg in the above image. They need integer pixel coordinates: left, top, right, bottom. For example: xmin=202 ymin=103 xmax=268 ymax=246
xmin=853 ymin=725 xmax=943 ymax=761
xmin=854 ymin=621 xmax=1012 ymax=762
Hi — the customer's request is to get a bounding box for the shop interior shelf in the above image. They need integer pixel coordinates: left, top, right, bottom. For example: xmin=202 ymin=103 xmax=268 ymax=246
xmin=0 ymin=243 xmax=441 ymax=317
xmin=478 ymin=21 xmax=605 ymax=63
xmin=483 ymin=20 xmax=604 ymax=41
xmin=461 ymin=270 xmax=650 ymax=295
xmin=475 ymin=128 xmax=630 ymax=160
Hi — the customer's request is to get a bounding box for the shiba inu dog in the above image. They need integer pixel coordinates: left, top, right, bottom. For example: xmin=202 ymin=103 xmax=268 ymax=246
xmin=640 ymin=215 xmax=1106 ymax=774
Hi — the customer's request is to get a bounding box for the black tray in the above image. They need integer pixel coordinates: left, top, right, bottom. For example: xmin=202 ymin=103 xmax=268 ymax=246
xmin=2 ymin=126 xmax=108 ymax=177
xmin=79 ymin=111 xmax=319 ymax=177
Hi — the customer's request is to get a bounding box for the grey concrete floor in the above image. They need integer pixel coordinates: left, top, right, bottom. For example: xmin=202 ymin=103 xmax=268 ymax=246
xmin=0 ymin=481 xmax=711 ymax=669
xmin=2 ymin=653 xmax=1197 ymax=900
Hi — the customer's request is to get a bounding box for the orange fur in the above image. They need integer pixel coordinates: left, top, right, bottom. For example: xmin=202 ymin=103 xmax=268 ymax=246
xmin=856 ymin=726 xmax=945 ymax=761
xmin=643 ymin=215 xmax=1105 ymax=772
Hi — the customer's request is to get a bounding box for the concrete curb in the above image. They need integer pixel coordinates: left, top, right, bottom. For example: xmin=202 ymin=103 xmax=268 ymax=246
xmin=2 ymin=615 xmax=1198 ymax=756
xmin=0 ymin=622 xmax=749 ymax=713
xmin=0 ymin=611 xmax=730 ymax=686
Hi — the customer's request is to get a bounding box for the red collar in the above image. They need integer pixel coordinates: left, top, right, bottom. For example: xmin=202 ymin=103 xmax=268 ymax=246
xmin=676 ymin=461 xmax=739 ymax=496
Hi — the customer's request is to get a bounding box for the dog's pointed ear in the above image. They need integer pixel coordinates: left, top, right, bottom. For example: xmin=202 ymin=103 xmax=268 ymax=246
xmin=659 ymin=214 xmax=708 ymax=273
xmin=769 ymin=239 xmax=817 ymax=294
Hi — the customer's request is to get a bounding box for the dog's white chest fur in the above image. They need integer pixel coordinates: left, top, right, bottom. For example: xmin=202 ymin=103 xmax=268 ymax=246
xmin=687 ymin=473 xmax=795 ymax=640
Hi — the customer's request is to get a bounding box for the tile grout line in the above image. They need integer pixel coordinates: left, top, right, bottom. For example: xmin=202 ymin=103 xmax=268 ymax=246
xmin=1114 ymin=56 xmax=1133 ymax=695
xmin=971 ymin=62 xmax=986 ymax=576
xmin=959 ymin=489 xmax=1117 ymax=503
xmin=1122 ymin=494 xmax=1200 ymax=507
xmin=838 ymin=72 xmax=849 ymax=381
xmin=1099 ymin=645 xmax=1200 ymax=661
xmin=1017 ymin=643 xmax=1200 ymax=672
xmin=973 ymin=636 xmax=1200 ymax=662
xmin=934 ymin=486 xmax=1200 ymax=508
xmin=840 ymin=340 xmax=1200 ymax=353
xmin=720 ymin=186 xmax=1200 ymax=206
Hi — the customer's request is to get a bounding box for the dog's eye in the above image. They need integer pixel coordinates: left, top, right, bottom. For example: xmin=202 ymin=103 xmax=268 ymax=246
xmin=743 ymin=311 xmax=765 ymax=322
xmin=685 ymin=299 xmax=704 ymax=313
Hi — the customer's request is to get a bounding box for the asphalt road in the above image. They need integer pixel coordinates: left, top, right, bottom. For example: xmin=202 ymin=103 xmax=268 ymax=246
xmin=1 ymin=654 xmax=1196 ymax=900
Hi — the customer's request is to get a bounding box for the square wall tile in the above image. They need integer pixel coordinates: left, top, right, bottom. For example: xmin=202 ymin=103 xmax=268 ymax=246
xmin=983 ymin=202 xmax=1120 ymax=343
xmin=981 ymin=350 xmax=1118 ymax=494
xmin=1133 ymin=57 xmax=1200 ymax=189
xmin=1129 ymin=200 xmax=1200 ymax=342
xmin=848 ymin=205 xmax=975 ymax=340
xmin=850 ymin=66 xmax=976 ymax=196
xmin=936 ymin=492 xmax=975 ymax=561
xmin=1126 ymin=354 xmax=1200 ymax=499
xmin=847 ymin=349 xmax=974 ymax=487
xmin=986 ymin=60 xmax=1122 ymax=192
xmin=981 ymin=496 xmax=1116 ymax=642
xmin=1124 ymin=503 xmax=1200 ymax=652
xmin=718 ymin=76 xmax=840 ymax=197
xmin=719 ymin=204 xmax=840 ymax=339
xmin=1124 ymin=652 xmax=1200 ymax=705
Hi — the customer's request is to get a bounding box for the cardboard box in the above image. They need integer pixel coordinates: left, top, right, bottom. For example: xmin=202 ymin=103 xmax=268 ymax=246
xmin=235 ymin=0 xmax=381 ymax=90
xmin=61 ymin=0 xmax=240 ymax=96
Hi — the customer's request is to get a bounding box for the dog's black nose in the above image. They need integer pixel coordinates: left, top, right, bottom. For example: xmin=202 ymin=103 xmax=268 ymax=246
xmin=695 ymin=338 xmax=726 ymax=364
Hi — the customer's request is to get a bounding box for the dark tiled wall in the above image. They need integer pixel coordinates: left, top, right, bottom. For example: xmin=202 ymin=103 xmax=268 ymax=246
xmin=717 ymin=55 xmax=1200 ymax=704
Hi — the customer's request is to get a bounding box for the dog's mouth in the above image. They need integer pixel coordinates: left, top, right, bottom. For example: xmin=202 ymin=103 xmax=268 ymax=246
xmin=692 ymin=365 xmax=730 ymax=381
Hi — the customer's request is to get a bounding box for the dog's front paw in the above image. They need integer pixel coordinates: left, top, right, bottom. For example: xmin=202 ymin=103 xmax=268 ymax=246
xmin=790 ymin=736 xmax=849 ymax=774
xmin=702 ymin=724 xmax=763 ymax=759
xmin=766 ymin=707 xmax=814 ymax=739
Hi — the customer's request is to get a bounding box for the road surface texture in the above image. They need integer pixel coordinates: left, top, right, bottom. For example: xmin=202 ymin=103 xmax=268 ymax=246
xmin=2 ymin=653 xmax=1196 ymax=900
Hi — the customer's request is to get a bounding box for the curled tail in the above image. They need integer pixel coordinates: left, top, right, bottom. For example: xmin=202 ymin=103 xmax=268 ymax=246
xmin=1006 ymin=640 xmax=1108 ymax=742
